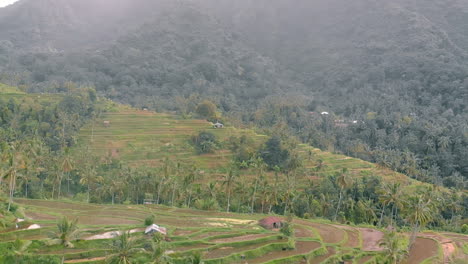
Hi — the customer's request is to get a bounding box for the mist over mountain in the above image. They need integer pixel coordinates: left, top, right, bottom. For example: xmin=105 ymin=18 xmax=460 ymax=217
xmin=0 ymin=0 xmax=467 ymax=185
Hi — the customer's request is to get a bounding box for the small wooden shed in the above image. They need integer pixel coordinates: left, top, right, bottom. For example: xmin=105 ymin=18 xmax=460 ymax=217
xmin=259 ymin=216 xmax=284 ymax=230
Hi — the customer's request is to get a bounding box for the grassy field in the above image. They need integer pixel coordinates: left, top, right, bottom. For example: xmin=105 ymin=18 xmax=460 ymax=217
xmin=0 ymin=199 xmax=464 ymax=263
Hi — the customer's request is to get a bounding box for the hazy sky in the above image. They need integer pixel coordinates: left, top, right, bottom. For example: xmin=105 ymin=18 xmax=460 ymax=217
xmin=0 ymin=0 xmax=18 ymax=8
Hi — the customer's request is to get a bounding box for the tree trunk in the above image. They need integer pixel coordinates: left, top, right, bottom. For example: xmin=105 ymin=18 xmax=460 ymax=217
xmin=156 ymin=181 xmax=163 ymax=204
xmin=8 ymin=176 xmax=15 ymax=211
xmin=67 ymin=172 xmax=71 ymax=195
xmin=409 ymin=223 xmax=419 ymax=250
xmin=333 ymin=189 xmax=343 ymax=222
xmin=250 ymin=179 xmax=258 ymax=214
xmin=171 ymin=183 xmax=176 ymax=207
xmin=226 ymin=187 xmax=231 ymax=213
xmin=378 ymin=204 xmax=386 ymax=227
xmin=87 ymin=184 xmax=90 ymax=203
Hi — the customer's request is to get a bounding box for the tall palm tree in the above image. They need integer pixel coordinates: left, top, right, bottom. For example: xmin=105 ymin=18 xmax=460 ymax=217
xmin=106 ymin=231 xmax=143 ymax=264
xmin=378 ymin=232 xmax=408 ymax=264
xmin=9 ymin=239 xmax=32 ymax=264
xmin=333 ymin=168 xmax=352 ymax=222
xmin=405 ymin=195 xmax=434 ymax=249
xmin=379 ymin=183 xmax=404 ymax=227
xmin=250 ymin=157 xmax=265 ymax=214
xmin=2 ymin=142 xmax=26 ymax=211
xmin=61 ymin=147 xmax=74 ymax=196
xmin=48 ymin=217 xmax=81 ymax=248
xmin=222 ymin=166 xmax=238 ymax=212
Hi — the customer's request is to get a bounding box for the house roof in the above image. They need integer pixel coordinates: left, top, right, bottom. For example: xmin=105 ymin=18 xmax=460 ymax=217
xmin=259 ymin=216 xmax=283 ymax=227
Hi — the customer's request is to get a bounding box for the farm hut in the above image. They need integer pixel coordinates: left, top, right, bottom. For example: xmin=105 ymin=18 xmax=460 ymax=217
xmin=259 ymin=216 xmax=284 ymax=230
xmin=145 ymin=224 xmax=167 ymax=235
xmin=27 ymin=224 xmax=41 ymax=230
xmin=103 ymin=121 xmax=111 ymax=127
xmin=213 ymin=122 xmax=224 ymax=129
xmin=321 ymin=112 xmax=329 ymax=115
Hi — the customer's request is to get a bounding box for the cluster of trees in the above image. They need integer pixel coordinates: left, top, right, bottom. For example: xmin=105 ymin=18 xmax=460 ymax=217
xmin=2 ymin=128 xmax=467 ymax=235
xmin=0 ymin=0 xmax=466 ymax=189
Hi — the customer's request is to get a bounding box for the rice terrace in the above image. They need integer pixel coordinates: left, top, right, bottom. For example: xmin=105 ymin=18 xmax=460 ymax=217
xmin=1 ymin=198 xmax=466 ymax=263
xmin=0 ymin=100 xmax=467 ymax=263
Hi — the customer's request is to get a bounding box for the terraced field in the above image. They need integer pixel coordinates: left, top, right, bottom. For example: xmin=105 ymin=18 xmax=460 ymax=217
xmin=77 ymin=106 xmax=419 ymax=185
xmin=1 ymin=199 xmax=465 ymax=263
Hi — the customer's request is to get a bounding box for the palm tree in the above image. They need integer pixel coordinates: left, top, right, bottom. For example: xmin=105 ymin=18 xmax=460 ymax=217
xmin=379 ymin=183 xmax=404 ymax=227
xmin=79 ymin=155 xmax=101 ymax=203
xmin=106 ymin=231 xmax=143 ymax=264
xmin=222 ymin=166 xmax=238 ymax=212
xmin=333 ymin=168 xmax=352 ymax=222
xmin=149 ymin=238 xmax=172 ymax=264
xmin=8 ymin=239 xmax=32 ymax=264
xmin=48 ymin=217 xmax=81 ymax=248
xmin=250 ymin=157 xmax=265 ymax=214
xmin=61 ymin=147 xmax=74 ymax=196
xmin=405 ymin=195 xmax=434 ymax=249
xmin=2 ymin=142 xmax=26 ymax=211
xmin=378 ymin=232 xmax=408 ymax=264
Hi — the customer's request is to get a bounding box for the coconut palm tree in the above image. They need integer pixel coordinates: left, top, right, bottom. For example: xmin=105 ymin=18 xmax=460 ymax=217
xmin=48 ymin=217 xmax=81 ymax=248
xmin=106 ymin=231 xmax=144 ymax=264
xmin=149 ymin=238 xmax=172 ymax=264
xmin=222 ymin=166 xmax=238 ymax=212
xmin=379 ymin=183 xmax=404 ymax=227
xmin=333 ymin=168 xmax=352 ymax=222
xmin=8 ymin=239 xmax=32 ymax=264
xmin=405 ymin=195 xmax=434 ymax=249
xmin=2 ymin=142 xmax=26 ymax=211
xmin=378 ymin=232 xmax=408 ymax=264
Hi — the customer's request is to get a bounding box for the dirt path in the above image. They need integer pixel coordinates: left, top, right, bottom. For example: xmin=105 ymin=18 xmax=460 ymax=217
xmin=405 ymin=237 xmax=438 ymax=264
xmin=64 ymin=257 xmax=106 ymax=263
xmin=358 ymin=228 xmax=384 ymax=251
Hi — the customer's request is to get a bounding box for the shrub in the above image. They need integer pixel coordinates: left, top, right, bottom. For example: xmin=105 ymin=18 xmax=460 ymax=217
xmin=461 ymin=224 xmax=468 ymax=234
xmin=145 ymin=215 xmax=155 ymax=226
xmin=192 ymin=131 xmax=218 ymax=154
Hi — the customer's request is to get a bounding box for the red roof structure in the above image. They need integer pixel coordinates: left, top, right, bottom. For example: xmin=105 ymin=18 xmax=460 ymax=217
xmin=259 ymin=216 xmax=284 ymax=229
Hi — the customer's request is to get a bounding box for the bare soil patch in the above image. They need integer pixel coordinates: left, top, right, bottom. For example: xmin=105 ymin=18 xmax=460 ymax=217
xmin=173 ymin=229 xmax=198 ymax=236
xmin=355 ymin=255 xmax=374 ymax=264
xmin=343 ymin=229 xmax=360 ymax=248
xmin=210 ymin=234 xmax=272 ymax=243
xmin=77 ymin=216 xmax=140 ymax=226
xmin=26 ymin=211 xmax=57 ymax=221
xmin=294 ymin=219 xmax=345 ymax=244
xmin=306 ymin=246 xmax=336 ymax=264
xmin=420 ymin=233 xmax=456 ymax=264
xmin=248 ymin=241 xmax=321 ymax=264
xmin=295 ymin=226 xmax=315 ymax=238
xmin=405 ymin=237 xmax=438 ymax=264
xmin=358 ymin=228 xmax=384 ymax=251
xmin=64 ymin=257 xmax=106 ymax=263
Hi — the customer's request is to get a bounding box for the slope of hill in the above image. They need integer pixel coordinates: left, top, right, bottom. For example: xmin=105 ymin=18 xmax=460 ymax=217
xmin=78 ymin=106 xmax=410 ymax=184
xmin=0 ymin=198 xmax=464 ymax=263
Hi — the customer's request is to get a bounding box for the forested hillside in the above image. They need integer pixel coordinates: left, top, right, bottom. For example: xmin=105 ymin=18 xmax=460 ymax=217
xmin=0 ymin=0 xmax=466 ymax=188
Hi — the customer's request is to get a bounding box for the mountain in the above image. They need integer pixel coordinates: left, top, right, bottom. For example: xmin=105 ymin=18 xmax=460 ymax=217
xmin=0 ymin=0 xmax=172 ymax=51
xmin=0 ymin=0 xmax=467 ymax=185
